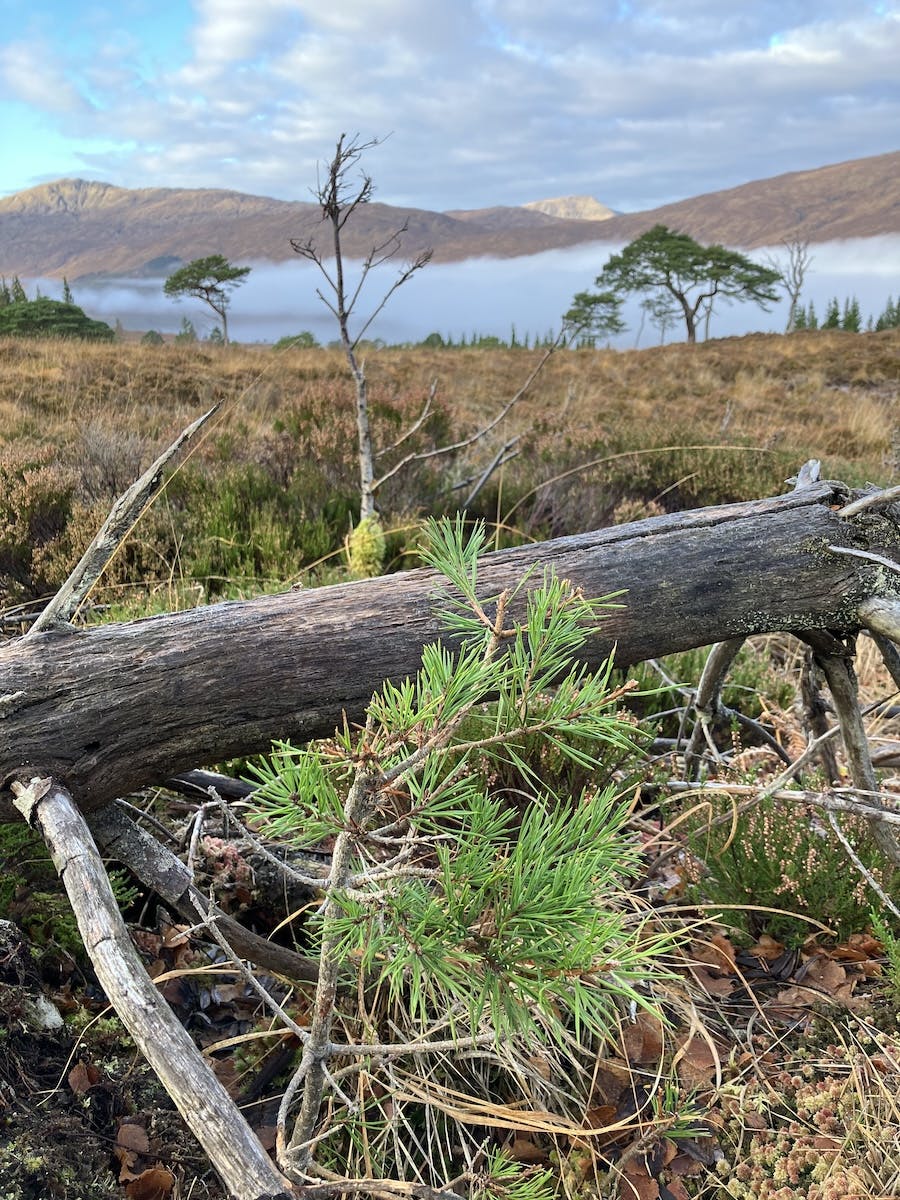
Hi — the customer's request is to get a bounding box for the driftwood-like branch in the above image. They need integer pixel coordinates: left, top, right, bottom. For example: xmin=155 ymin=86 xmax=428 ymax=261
xmin=28 ymin=406 xmax=218 ymax=636
xmin=12 ymin=777 xmax=295 ymax=1200
xmin=803 ymin=631 xmax=900 ymax=863
xmin=799 ymin=648 xmax=840 ymax=784
xmin=3 ymin=480 xmax=900 ymax=820
xmin=682 ymin=638 xmax=745 ymax=778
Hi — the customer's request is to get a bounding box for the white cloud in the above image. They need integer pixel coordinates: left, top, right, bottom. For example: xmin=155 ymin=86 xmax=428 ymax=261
xmin=0 ymin=39 xmax=88 ymax=114
xmin=2 ymin=2 xmax=898 ymax=212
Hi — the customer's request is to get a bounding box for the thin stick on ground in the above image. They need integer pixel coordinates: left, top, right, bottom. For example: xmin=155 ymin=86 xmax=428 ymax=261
xmin=826 ymin=810 xmax=900 ymax=920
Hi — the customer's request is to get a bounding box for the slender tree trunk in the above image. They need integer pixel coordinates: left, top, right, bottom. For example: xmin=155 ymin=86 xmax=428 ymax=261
xmin=348 ymin=346 xmax=376 ymax=519
xmin=678 ymin=294 xmax=696 ymax=343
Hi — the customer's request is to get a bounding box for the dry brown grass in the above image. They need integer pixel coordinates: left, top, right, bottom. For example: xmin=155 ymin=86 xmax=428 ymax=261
xmin=1 ymin=327 xmax=896 ymax=479
xmin=0 ymin=328 xmax=896 ymax=608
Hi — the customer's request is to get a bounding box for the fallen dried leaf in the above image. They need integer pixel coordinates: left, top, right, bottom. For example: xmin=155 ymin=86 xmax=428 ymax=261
xmin=114 ymin=1147 xmax=141 ymax=1183
xmin=747 ymin=934 xmax=785 ymax=961
xmin=117 ymin=1123 xmax=151 ymax=1154
xmin=621 ymin=1011 xmax=666 ymax=1064
xmin=508 ymin=1134 xmax=547 ymax=1163
xmin=583 ymin=1104 xmax=619 ymax=1130
xmin=68 ymin=1062 xmax=101 ymax=1094
xmin=675 ymin=1037 xmax=718 ymax=1090
xmin=125 ymin=1167 xmax=175 ymax=1200
xmin=619 ymin=1158 xmax=659 ymax=1200
xmin=667 ymin=1153 xmax=705 ymax=1177
xmin=690 ymin=965 xmax=735 ymax=998
xmin=692 ymin=934 xmax=737 ymax=973
xmin=660 ymin=1178 xmax=691 ymax=1200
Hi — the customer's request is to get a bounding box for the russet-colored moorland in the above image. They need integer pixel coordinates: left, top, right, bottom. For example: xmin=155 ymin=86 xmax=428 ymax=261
xmin=0 ymin=326 xmax=897 ymax=612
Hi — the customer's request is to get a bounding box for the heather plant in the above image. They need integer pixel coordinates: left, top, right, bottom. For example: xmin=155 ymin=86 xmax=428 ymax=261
xmin=683 ymin=792 xmax=899 ymax=940
xmin=0 ymin=331 xmax=895 ymax=607
xmin=245 ymin=516 xmax=680 ymax=1190
xmin=0 ymin=445 xmax=78 ymax=604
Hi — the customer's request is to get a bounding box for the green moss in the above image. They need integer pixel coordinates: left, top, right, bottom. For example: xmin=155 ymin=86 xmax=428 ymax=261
xmin=346 ymin=514 xmax=386 ymax=577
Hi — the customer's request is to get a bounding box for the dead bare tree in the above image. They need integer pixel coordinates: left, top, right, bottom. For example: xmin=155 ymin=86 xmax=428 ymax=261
xmin=291 ymin=134 xmax=431 ymax=522
xmin=767 ymin=237 xmax=813 ymax=332
xmin=291 ymin=134 xmax=565 ymax=534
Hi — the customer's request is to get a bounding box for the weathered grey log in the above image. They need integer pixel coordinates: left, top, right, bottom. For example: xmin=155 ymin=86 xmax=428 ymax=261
xmin=12 ymin=777 xmax=296 ymax=1200
xmin=2 ymin=479 xmax=899 ymax=819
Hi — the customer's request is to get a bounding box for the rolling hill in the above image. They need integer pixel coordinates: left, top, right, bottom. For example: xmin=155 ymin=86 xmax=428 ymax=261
xmin=0 ymin=150 xmax=897 ymax=281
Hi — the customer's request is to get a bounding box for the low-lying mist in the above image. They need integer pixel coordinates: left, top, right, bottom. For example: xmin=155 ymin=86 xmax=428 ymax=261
xmin=54 ymin=237 xmax=900 ymax=347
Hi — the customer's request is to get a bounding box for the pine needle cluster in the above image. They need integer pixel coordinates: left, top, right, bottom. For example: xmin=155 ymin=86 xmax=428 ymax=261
xmin=247 ymin=516 xmax=680 ymax=1188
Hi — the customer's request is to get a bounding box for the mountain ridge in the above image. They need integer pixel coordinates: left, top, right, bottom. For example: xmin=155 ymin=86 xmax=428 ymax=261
xmin=1 ymin=151 xmax=897 ymax=281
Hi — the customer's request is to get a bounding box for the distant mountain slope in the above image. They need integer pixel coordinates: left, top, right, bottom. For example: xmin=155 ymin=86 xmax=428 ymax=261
xmin=1 ymin=151 xmax=897 ymax=281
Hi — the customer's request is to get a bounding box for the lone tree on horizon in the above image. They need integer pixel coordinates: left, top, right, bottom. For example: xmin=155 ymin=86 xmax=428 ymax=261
xmin=163 ymin=254 xmax=251 ymax=345
xmin=576 ymin=224 xmax=782 ymax=343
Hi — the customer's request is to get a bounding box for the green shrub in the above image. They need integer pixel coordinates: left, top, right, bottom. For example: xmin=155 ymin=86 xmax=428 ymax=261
xmin=245 ymin=517 xmax=677 ymax=1188
xmin=683 ymin=792 xmax=900 ymax=941
xmin=0 ymin=299 xmax=114 ymax=341
xmin=273 ymin=330 xmax=319 ymax=350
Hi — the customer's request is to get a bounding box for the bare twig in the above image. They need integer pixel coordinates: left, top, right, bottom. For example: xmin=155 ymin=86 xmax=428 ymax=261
xmin=803 ymin=633 xmax=900 ymax=863
xmin=461 ymin=437 xmax=521 ymax=509
xmin=837 ymin=483 xmax=900 ymax=518
xmin=213 ymin=791 xmax=330 ymax=887
xmin=281 ymin=762 xmax=381 ymax=1171
xmin=871 ymin=632 xmax=900 ymax=693
xmin=184 ymin=888 xmax=312 ymax=1045
xmin=376 ymin=380 xmax=438 ymax=459
xmin=826 ymin=811 xmax=900 ymax=919
xmin=88 ymin=803 xmax=320 ymax=983
xmin=799 ymin=648 xmax=840 ymax=784
xmin=859 ymin=595 xmax=900 ymax=644
xmin=662 ymin=780 xmax=900 ymax=826
xmin=683 ymin=638 xmax=745 ymax=778
xmin=826 ymin=544 xmax=900 ymax=575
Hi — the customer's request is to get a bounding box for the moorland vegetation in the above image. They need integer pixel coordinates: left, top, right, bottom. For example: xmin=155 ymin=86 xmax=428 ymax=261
xmin=1 ymin=328 xmax=897 ymax=616
xmin=1 ymin=324 xmax=900 ymax=1200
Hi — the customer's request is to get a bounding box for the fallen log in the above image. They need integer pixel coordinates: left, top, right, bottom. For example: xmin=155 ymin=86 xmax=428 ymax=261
xmin=2 ymin=478 xmax=899 ymax=820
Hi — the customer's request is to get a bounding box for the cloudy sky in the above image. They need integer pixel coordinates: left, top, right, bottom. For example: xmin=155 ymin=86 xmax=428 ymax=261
xmin=0 ymin=1 xmax=898 ymax=213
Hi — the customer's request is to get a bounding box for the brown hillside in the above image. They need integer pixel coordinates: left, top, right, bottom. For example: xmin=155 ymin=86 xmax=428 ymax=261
xmin=599 ymin=150 xmax=900 ymax=247
xmin=1 ymin=151 xmax=897 ymax=281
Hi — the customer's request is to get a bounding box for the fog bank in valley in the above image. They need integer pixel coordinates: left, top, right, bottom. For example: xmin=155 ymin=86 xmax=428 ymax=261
xmin=58 ymin=237 xmax=900 ymax=348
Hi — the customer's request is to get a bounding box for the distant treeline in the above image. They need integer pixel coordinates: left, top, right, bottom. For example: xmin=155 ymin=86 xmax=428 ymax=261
xmin=791 ymin=294 xmax=900 ymax=332
xmin=266 ymin=327 xmax=564 ymax=352
xmin=2 ymin=273 xmax=899 ymax=345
